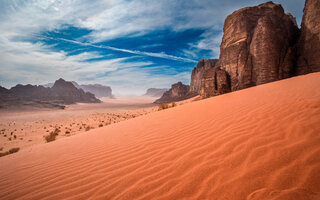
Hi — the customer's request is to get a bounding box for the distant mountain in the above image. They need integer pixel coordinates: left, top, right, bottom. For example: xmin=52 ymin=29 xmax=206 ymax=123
xmin=44 ymin=81 xmax=113 ymax=98
xmin=10 ymin=78 xmax=101 ymax=105
xmin=0 ymin=86 xmax=20 ymax=108
xmin=144 ymin=88 xmax=168 ymax=97
xmin=0 ymin=86 xmax=65 ymax=110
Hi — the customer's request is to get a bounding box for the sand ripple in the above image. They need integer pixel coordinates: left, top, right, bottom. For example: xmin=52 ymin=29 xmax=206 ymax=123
xmin=0 ymin=73 xmax=320 ymax=200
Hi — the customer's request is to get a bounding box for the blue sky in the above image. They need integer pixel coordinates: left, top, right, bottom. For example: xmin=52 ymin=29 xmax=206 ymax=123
xmin=0 ymin=0 xmax=305 ymax=95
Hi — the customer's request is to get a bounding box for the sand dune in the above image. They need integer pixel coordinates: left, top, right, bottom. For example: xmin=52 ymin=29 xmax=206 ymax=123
xmin=0 ymin=73 xmax=320 ymax=200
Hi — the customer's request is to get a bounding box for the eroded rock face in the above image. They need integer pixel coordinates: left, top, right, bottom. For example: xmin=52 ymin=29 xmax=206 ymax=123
xmin=217 ymin=1 xmax=299 ymax=91
xmin=154 ymin=82 xmax=195 ymax=104
xmin=190 ymin=59 xmax=218 ymax=94
xmin=297 ymin=0 xmax=320 ymax=74
xmin=200 ymin=67 xmax=231 ymax=98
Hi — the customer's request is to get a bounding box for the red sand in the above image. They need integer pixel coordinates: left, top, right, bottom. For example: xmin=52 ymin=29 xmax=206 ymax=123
xmin=0 ymin=73 xmax=320 ymax=200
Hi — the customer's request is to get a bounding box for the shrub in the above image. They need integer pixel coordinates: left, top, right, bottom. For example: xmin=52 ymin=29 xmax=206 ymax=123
xmin=171 ymin=102 xmax=176 ymax=107
xmin=99 ymin=124 xmax=103 ymax=127
xmin=85 ymin=126 xmax=92 ymax=131
xmin=0 ymin=147 xmax=20 ymax=157
xmin=8 ymin=148 xmax=20 ymax=154
xmin=158 ymin=103 xmax=169 ymax=111
xmin=44 ymin=128 xmax=60 ymax=143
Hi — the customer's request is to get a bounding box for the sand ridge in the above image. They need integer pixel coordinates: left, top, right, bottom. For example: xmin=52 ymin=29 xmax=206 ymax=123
xmin=0 ymin=73 xmax=320 ymax=199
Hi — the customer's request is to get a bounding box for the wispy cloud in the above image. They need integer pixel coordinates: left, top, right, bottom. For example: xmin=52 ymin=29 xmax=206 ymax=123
xmin=41 ymin=36 xmax=197 ymax=63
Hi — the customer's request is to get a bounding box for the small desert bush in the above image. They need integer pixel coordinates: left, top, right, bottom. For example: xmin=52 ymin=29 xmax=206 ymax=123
xmin=85 ymin=126 xmax=92 ymax=131
xmin=158 ymin=103 xmax=169 ymax=111
xmin=158 ymin=102 xmax=177 ymax=111
xmin=99 ymin=124 xmax=103 ymax=127
xmin=0 ymin=147 xmax=20 ymax=157
xmin=44 ymin=128 xmax=60 ymax=143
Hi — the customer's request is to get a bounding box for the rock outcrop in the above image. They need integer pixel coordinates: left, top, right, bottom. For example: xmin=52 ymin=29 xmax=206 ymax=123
xmin=217 ymin=1 xmax=299 ymax=91
xmin=296 ymin=0 xmax=320 ymax=74
xmin=154 ymin=82 xmax=195 ymax=104
xmin=144 ymin=88 xmax=168 ymax=97
xmin=199 ymin=1 xmax=300 ymax=98
xmin=10 ymin=78 xmax=101 ymax=105
xmin=190 ymin=59 xmax=218 ymax=94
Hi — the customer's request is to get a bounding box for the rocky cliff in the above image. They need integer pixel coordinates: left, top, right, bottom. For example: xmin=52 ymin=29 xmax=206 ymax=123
xmin=159 ymin=0 xmax=318 ymax=101
xmin=296 ymin=0 xmax=320 ymax=74
xmin=144 ymin=88 xmax=168 ymax=97
xmin=199 ymin=1 xmax=302 ymax=98
xmin=154 ymin=82 xmax=195 ymax=104
xmin=218 ymin=2 xmax=299 ymax=92
xmin=190 ymin=59 xmax=218 ymax=94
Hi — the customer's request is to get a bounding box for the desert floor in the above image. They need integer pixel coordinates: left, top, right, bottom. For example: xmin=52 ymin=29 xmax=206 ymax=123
xmin=0 ymin=73 xmax=320 ymax=200
xmin=0 ymin=96 xmax=160 ymax=152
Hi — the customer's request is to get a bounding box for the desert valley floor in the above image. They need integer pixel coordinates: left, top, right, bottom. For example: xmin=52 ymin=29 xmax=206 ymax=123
xmin=0 ymin=73 xmax=320 ymax=200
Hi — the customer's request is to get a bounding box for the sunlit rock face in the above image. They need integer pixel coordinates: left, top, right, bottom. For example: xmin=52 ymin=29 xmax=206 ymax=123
xmin=217 ymin=1 xmax=299 ymax=91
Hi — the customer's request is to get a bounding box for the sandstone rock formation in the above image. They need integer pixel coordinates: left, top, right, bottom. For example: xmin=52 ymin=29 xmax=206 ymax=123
xmin=190 ymin=59 xmax=218 ymax=94
xmin=217 ymin=1 xmax=299 ymax=91
xmin=296 ymin=0 xmax=320 ymax=74
xmin=154 ymin=82 xmax=195 ymax=104
xmin=199 ymin=1 xmax=300 ymax=98
xmin=10 ymin=78 xmax=101 ymax=105
xmin=144 ymin=88 xmax=168 ymax=97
